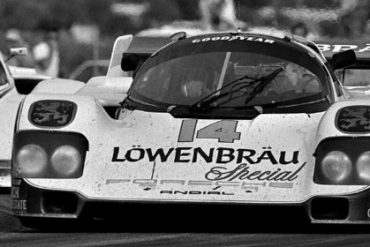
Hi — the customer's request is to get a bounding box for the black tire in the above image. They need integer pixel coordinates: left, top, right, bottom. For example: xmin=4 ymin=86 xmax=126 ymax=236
xmin=19 ymin=217 xmax=86 ymax=231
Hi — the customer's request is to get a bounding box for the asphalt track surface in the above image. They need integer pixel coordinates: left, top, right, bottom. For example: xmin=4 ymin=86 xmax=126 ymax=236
xmin=2 ymin=193 xmax=370 ymax=247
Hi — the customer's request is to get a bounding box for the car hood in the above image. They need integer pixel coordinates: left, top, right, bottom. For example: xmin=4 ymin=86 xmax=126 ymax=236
xmin=24 ymin=108 xmax=366 ymax=203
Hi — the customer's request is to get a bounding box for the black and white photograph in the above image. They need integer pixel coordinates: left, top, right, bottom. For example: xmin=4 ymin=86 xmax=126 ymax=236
xmin=1 ymin=0 xmax=370 ymax=246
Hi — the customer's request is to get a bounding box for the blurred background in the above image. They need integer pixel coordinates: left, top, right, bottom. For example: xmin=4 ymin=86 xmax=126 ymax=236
xmin=0 ymin=0 xmax=369 ymax=81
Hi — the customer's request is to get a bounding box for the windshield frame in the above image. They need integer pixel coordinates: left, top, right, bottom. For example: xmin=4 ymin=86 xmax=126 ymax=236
xmin=129 ymin=34 xmax=333 ymax=115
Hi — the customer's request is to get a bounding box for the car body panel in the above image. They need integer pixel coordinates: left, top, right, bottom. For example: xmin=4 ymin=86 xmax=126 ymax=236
xmin=15 ymin=93 xmax=366 ymax=203
xmin=1 ymin=35 xmax=140 ymax=188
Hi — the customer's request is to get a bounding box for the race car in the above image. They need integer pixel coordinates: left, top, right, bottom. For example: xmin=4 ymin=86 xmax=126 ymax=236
xmin=0 ymin=51 xmax=18 ymax=188
xmin=0 ymin=48 xmax=54 ymax=189
xmin=13 ymin=31 xmax=370 ymax=228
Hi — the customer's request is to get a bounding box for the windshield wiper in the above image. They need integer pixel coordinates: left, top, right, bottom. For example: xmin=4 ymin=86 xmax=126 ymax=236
xmin=167 ymin=73 xmax=257 ymax=115
xmin=243 ymin=67 xmax=284 ymax=105
xmin=193 ymin=67 xmax=284 ymax=110
xmin=190 ymin=74 xmax=259 ymax=110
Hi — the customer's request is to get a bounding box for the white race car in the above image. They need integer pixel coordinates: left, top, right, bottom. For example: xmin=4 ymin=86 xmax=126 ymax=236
xmin=0 ymin=49 xmax=76 ymax=188
xmin=13 ymin=32 xmax=370 ymax=228
xmin=0 ymin=49 xmax=51 ymax=188
xmin=0 ymin=51 xmax=18 ymax=188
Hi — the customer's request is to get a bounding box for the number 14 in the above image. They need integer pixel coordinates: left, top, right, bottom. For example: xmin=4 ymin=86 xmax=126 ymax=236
xmin=178 ymin=120 xmax=241 ymax=143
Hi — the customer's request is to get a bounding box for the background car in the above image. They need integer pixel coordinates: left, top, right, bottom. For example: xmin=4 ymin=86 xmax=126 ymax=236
xmin=0 ymin=51 xmax=18 ymax=189
xmin=0 ymin=49 xmax=52 ymax=189
xmin=318 ymin=42 xmax=370 ymax=97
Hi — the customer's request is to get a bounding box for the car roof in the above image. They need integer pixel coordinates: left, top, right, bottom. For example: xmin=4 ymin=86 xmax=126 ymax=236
xmin=122 ymin=32 xmax=324 ymax=74
xmin=125 ymin=31 xmax=316 ymax=56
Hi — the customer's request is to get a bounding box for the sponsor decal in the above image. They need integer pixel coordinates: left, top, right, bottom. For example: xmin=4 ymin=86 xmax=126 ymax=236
xmin=105 ymin=179 xmax=294 ymax=199
xmin=112 ymin=146 xmax=299 ymax=165
xmin=178 ymin=120 xmax=240 ymax=143
xmin=188 ymin=180 xmax=213 ymax=186
xmin=336 ymin=106 xmax=370 ymax=133
xmin=105 ymin=179 xmax=293 ymax=195
xmin=205 ymin=163 xmax=306 ymax=182
xmin=112 ymin=120 xmax=296 ymax=164
xmin=160 ymin=190 xmax=234 ymax=195
xmin=318 ymin=44 xmax=370 ymax=53
xmin=112 ymin=146 xmax=305 ymax=182
xmin=11 ymin=178 xmax=25 ymax=210
xmin=13 ymin=200 xmax=27 ymax=210
xmin=192 ymin=36 xmax=275 ymax=44
xmin=105 ymin=179 xmax=261 ymax=187
xmin=160 ymin=180 xmax=186 ymax=185
xmin=105 ymin=179 xmax=130 ymax=185
xmin=112 ymin=120 xmax=306 ymax=183
xmin=12 ymin=178 xmax=21 ymax=186
xmin=11 ymin=187 xmax=19 ymax=198
xmin=29 ymin=100 xmax=76 ymax=128
xmin=269 ymin=182 xmax=294 ymax=188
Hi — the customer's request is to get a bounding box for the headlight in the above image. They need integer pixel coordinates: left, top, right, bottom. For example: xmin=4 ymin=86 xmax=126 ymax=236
xmin=356 ymin=151 xmax=370 ymax=182
xmin=16 ymin=144 xmax=48 ymax=177
xmin=321 ymin=151 xmax=352 ymax=183
xmin=315 ymin=137 xmax=370 ymax=185
xmin=13 ymin=131 xmax=88 ymax=178
xmin=51 ymin=145 xmax=82 ymax=177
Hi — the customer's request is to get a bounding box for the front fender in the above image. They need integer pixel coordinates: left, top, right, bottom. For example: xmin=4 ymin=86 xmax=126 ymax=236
xmin=317 ymin=99 xmax=370 ymax=144
xmin=32 ymin=79 xmax=85 ymax=95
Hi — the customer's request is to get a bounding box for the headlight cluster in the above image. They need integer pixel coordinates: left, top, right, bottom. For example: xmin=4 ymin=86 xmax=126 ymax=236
xmin=314 ymin=137 xmax=370 ymax=185
xmin=13 ymin=131 xmax=88 ymax=178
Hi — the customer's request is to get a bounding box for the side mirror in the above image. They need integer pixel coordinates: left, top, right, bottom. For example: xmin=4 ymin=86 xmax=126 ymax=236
xmin=10 ymin=47 xmax=27 ymax=56
xmin=170 ymin=31 xmax=187 ymax=41
xmin=121 ymin=53 xmax=148 ymax=72
xmin=330 ymin=49 xmax=356 ymax=70
xmin=6 ymin=47 xmax=27 ymax=62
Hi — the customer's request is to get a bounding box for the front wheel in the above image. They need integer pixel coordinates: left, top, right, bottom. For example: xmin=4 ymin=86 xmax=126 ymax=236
xmin=19 ymin=217 xmax=88 ymax=231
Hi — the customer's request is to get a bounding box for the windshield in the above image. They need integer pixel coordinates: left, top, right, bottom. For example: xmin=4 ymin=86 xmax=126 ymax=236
xmin=131 ymin=46 xmax=329 ymax=110
xmin=336 ymin=68 xmax=370 ymax=87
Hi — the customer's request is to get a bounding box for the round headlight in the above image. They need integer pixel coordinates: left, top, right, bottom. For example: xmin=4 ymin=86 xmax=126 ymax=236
xmin=51 ymin=145 xmax=81 ymax=177
xmin=321 ymin=151 xmax=352 ymax=183
xmin=16 ymin=144 xmax=48 ymax=177
xmin=356 ymin=151 xmax=370 ymax=182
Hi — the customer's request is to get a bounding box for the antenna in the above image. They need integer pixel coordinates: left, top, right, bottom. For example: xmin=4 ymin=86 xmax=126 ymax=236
xmin=236 ymin=0 xmax=241 ymax=32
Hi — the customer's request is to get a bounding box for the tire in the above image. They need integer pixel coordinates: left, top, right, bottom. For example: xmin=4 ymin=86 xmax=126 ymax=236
xmin=19 ymin=217 xmax=85 ymax=231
